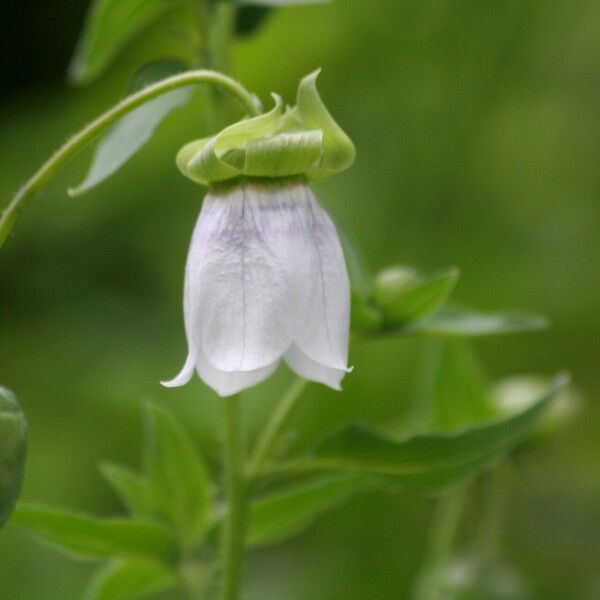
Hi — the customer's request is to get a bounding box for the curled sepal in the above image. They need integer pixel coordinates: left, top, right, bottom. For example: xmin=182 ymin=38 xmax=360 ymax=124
xmin=177 ymin=71 xmax=355 ymax=186
xmin=177 ymin=94 xmax=285 ymax=186
xmin=294 ymin=69 xmax=356 ymax=179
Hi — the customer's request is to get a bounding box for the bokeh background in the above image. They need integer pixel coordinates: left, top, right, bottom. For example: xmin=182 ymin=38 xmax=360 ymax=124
xmin=1 ymin=1 xmax=599 ymax=598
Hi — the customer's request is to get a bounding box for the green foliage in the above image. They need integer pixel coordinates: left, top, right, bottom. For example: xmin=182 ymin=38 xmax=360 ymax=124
xmin=11 ymin=505 xmax=177 ymax=562
xmin=297 ymin=375 xmax=567 ymax=491
xmin=70 ymin=60 xmax=192 ymax=197
xmin=374 ymin=266 xmax=459 ymax=328
xmin=69 ymin=0 xmax=182 ymax=84
xmin=341 ymin=231 xmax=548 ymax=340
xmin=246 ymin=474 xmax=367 ymax=547
xmin=0 ymin=387 xmax=27 ymax=527
xmin=100 ymin=463 xmax=151 ymax=517
xmin=9 ymin=378 xmax=571 ymax=598
xmin=83 ymin=558 xmax=178 ymax=600
xmin=413 ymin=306 xmax=549 ymax=337
xmin=421 ymin=341 xmax=497 ymax=433
xmin=144 ymin=403 xmax=213 ymax=549
xmin=347 ymin=259 xmax=548 ymax=339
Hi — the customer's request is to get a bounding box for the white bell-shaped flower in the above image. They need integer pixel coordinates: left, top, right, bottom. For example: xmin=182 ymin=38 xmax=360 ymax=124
xmin=162 ymin=178 xmax=351 ymax=396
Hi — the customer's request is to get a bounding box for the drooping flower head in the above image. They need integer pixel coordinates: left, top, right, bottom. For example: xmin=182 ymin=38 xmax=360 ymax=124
xmin=162 ymin=71 xmax=355 ymax=396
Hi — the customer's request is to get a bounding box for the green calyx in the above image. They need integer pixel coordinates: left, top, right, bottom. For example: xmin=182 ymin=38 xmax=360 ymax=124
xmin=177 ymin=70 xmax=355 ymax=187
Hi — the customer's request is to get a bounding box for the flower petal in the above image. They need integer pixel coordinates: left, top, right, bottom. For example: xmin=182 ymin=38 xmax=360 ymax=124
xmin=284 ymin=344 xmax=348 ymax=390
xmin=196 ymin=351 xmax=280 ymax=397
xmin=285 ymin=183 xmax=350 ymax=370
xmin=184 ymin=184 xmax=295 ymax=372
xmin=161 ymin=351 xmax=196 ymax=388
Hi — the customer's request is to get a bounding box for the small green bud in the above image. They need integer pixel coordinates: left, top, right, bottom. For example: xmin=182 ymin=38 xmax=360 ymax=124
xmin=372 ymin=265 xmax=459 ymax=326
xmin=177 ymin=70 xmax=355 ymax=187
xmin=0 ymin=387 xmax=27 ymax=526
xmin=373 ymin=266 xmax=420 ymax=305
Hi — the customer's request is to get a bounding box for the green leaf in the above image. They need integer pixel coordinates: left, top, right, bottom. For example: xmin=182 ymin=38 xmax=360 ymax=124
xmin=374 ymin=267 xmax=459 ymax=327
xmin=295 ymin=375 xmax=568 ymax=491
xmin=84 ymin=558 xmax=178 ymax=600
xmin=247 ymin=475 xmax=367 ymax=547
xmin=413 ymin=305 xmax=549 ymax=336
xmin=0 ymin=387 xmax=27 ymax=527
xmin=69 ymin=86 xmax=192 ymax=197
xmin=100 ymin=463 xmax=151 ymax=517
xmin=421 ymin=341 xmax=497 ymax=432
xmin=144 ymin=404 xmax=212 ymax=548
xmin=12 ymin=504 xmax=177 ymax=562
xmin=69 ymin=0 xmax=181 ymax=84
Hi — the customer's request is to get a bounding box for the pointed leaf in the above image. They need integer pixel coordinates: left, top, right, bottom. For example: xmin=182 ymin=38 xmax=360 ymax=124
xmin=144 ymin=404 xmax=212 ymax=548
xmin=12 ymin=505 xmax=177 ymax=562
xmin=247 ymin=475 xmax=367 ymax=547
xmin=423 ymin=341 xmax=496 ymax=432
xmin=295 ymin=375 xmax=568 ymax=491
xmin=413 ymin=306 xmax=549 ymax=336
xmin=84 ymin=558 xmax=178 ymax=600
xmin=69 ymin=0 xmax=181 ymax=83
xmin=0 ymin=387 xmax=27 ymax=527
xmin=69 ymin=86 xmax=192 ymax=196
xmin=100 ymin=463 xmax=151 ymax=517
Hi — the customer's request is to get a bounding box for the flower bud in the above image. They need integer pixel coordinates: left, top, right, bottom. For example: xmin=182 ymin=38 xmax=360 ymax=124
xmin=0 ymin=387 xmax=27 ymax=526
xmin=373 ymin=266 xmax=420 ymax=305
xmin=432 ymin=556 xmax=531 ymax=600
xmin=492 ymin=375 xmax=580 ymax=443
xmin=372 ymin=265 xmax=458 ymax=326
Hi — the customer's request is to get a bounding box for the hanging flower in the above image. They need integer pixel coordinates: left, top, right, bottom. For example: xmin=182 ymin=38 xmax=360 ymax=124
xmin=162 ymin=71 xmax=355 ymax=396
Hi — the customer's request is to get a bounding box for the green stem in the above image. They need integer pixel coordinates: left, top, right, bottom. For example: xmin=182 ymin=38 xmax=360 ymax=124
xmin=0 ymin=70 xmax=260 ymax=249
xmin=247 ymin=378 xmax=308 ymax=482
xmin=186 ymin=0 xmax=211 ymax=64
xmin=410 ymin=488 xmax=468 ymax=600
xmin=220 ymin=395 xmax=247 ymax=600
xmin=477 ymin=464 xmax=510 ymax=561
xmin=208 ymin=0 xmax=236 ymax=74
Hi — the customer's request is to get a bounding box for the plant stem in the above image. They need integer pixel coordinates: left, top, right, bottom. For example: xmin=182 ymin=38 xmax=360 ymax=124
xmin=209 ymin=0 xmax=236 ymax=75
xmin=477 ymin=464 xmax=510 ymax=561
xmin=247 ymin=378 xmax=308 ymax=481
xmin=0 ymin=70 xmax=260 ymax=249
xmin=220 ymin=394 xmax=247 ymax=600
xmin=410 ymin=487 xmax=468 ymax=600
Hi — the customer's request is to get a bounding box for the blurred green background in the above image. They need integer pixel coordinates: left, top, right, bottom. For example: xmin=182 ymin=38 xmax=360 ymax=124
xmin=1 ymin=1 xmax=599 ymax=598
